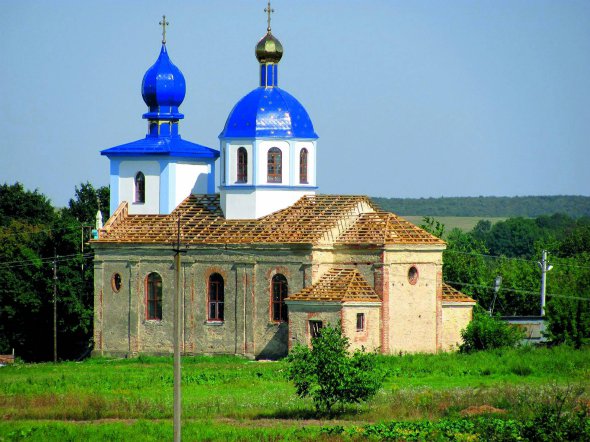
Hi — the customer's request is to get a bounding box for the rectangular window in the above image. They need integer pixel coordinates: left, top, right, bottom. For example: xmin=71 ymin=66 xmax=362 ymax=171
xmin=309 ymin=320 xmax=323 ymax=339
xmin=356 ymin=313 xmax=365 ymax=331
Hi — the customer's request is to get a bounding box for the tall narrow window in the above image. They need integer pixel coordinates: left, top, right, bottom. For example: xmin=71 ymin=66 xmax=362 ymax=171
xmin=208 ymin=273 xmax=224 ymax=321
xmin=356 ymin=313 xmax=365 ymax=331
xmin=267 ymin=147 xmax=282 ymax=183
xmin=146 ymin=272 xmax=162 ymax=320
xmin=237 ymin=147 xmax=248 ymax=183
xmin=309 ymin=320 xmax=323 ymax=339
xmin=299 ymin=148 xmax=308 ymax=184
xmin=135 ymin=172 xmax=145 ymax=203
xmin=271 ymin=274 xmax=288 ymax=322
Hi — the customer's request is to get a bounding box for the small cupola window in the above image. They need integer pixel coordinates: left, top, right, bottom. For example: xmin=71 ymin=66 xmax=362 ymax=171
xmin=237 ymin=147 xmax=248 ymax=183
xmin=299 ymin=148 xmax=308 ymax=184
xmin=267 ymin=147 xmax=282 ymax=183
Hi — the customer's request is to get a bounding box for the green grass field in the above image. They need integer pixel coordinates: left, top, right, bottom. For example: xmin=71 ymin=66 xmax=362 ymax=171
xmin=0 ymin=347 xmax=588 ymax=441
xmin=403 ymin=216 xmax=507 ymax=234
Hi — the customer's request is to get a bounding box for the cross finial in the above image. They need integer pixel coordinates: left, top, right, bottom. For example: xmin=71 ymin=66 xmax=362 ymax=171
xmin=159 ymin=15 xmax=169 ymax=44
xmin=264 ymin=1 xmax=274 ymax=33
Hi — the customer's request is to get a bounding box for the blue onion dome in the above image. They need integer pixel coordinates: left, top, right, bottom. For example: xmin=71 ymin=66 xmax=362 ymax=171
xmin=256 ymin=31 xmax=283 ymax=64
xmin=220 ymin=87 xmax=317 ymax=139
xmin=141 ymin=44 xmax=186 ymax=120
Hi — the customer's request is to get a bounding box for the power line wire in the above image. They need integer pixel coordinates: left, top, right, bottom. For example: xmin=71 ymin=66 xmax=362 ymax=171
xmin=446 ymin=280 xmax=590 ymax=302
xmin=0 ymin=252 xmax=93 ymax=270
xmin=444 ymin=249 xmax=590 ymax=270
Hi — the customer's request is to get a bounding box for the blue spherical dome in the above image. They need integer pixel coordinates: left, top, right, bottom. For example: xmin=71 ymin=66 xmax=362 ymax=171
xmin=219 ymin=87 xmax=317 ymax=139
xmin=141 ymin=44 xmax=186 ymax=120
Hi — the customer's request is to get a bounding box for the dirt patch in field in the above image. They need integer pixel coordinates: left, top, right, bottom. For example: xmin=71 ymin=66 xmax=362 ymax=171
xmin=460 ymin=405 xmax=506 ymax=416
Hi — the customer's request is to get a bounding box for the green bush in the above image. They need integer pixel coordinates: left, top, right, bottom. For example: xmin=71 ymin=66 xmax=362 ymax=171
xmin=460 ymin=307 xmax=524 ymax=352
xmin=285 ymin=323 xmax=383 ymax=414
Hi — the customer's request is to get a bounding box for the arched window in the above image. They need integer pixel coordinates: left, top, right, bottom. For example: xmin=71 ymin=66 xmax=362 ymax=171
xmin=208 ymin=273 xmax=224 ymax=321
xmin=271 ymin=274 xmax=288 ymax=322
xmin=267 ymin=147 xmax=282 ymax=183
xmin=237 ymin=147 xmax=248 ymax=183
xmin=135 ymin=172 xmax=145 ymax=203
xmin=299 ymin=148 xmax=308 ymax=184
xmin=146 ymin=272 xmax=162 ymax=320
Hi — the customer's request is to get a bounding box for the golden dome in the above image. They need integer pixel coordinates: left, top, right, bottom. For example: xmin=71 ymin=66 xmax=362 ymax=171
xmin=255 ymin=32 xmax=283 ymax=64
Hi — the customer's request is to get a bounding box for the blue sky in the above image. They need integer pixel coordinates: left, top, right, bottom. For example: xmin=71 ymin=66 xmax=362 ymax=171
xmin=2 ymin=1 xmax=589 ymax=207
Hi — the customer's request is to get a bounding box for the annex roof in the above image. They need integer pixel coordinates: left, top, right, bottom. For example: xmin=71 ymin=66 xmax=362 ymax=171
xmin=97 ymin=194 xmax=444 ymax=246
xmin=442 ymin=283 xmax=476 ymax=304
xmin=101 ymin=136 xmax=219 ymax=159
xmin=287 ymin=267 xmax=381 ymax=303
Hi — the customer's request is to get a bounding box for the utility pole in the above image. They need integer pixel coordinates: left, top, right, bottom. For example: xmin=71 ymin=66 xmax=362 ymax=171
xmin=172 ymin=213 xmax=184 ymax=442
xmin=53 ymin=248 xmax=58 ymax=363
xmin=538 ymin=250 xmax=553 ymax=317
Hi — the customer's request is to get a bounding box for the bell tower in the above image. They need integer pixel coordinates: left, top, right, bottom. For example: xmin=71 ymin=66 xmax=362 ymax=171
xmin=218 ymin=2 xmax=318 ymax=219
xmin=101 ymin=17 xmax=219 ymax=215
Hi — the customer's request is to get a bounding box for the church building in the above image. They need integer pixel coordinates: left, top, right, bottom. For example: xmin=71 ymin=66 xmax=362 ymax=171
xmin=93 ymin=8 xmax=475 ymax=359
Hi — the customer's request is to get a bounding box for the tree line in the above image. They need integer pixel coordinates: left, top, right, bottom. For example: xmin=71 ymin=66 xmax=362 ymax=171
xmin=373 ymin=195 xmax=590 ymax=218
xmin=422 ymin=213 xmax=590 ymax=348
xmin=0 ymin=182 xmax=108 ymax=361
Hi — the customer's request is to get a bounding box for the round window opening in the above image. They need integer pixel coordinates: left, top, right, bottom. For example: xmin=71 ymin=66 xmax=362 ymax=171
xmin=408 ymin=266 xmax=419 ymax=285
xmin=111 ymin=273 xmax=122 ymax=293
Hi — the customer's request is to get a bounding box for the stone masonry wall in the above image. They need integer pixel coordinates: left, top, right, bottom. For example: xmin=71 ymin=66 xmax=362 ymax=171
xmin=441 ymin=304 xmax=473 ymax=351
xmin=93 ymin=245 xmax=311 ymax=359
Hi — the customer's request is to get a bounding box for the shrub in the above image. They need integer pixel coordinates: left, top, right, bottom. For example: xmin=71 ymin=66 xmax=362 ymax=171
xmin=460 ymin=307 xmax=524 ymax=352
xmin=285 ymin=324 xmax=383 ymax=414
xmin=522 ymin=385 xmax=590 ymax=441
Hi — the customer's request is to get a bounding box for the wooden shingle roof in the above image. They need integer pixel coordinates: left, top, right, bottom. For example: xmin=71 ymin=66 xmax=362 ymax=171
xmin=442 ymin=283 xmax=476 ymax=304
xmin=287 ymin=267 xmax=381 ymax=303
xmin=97 ymin=194 xmax=444 ymax=246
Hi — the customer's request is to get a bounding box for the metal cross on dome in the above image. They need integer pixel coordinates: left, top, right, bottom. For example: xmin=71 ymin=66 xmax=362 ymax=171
xmin=159 ymin=15 xmax=169 ymax=44
xmin=265 ymin=1 xmax=274 ymax=32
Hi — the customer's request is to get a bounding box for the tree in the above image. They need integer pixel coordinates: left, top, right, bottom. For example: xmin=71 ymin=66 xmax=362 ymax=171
xmin=544 ymin=252 xmax=590 ymax=349
xmin=485 ymin=217 xmax=543 ymax=258
xmin=0 ymin=182 xmax=55 ymax=227
xmin=65 ymin=182 xmax=110 ymax=224
xmin=443 ymin=228 xmax=492 ymax=307
xmin=420 ymin=216 xmax=445 ymax=238
xmin=0 ymin=182 xmax=106 ymax=361
xmin=286 ymin=324 xmax=383 ymax=414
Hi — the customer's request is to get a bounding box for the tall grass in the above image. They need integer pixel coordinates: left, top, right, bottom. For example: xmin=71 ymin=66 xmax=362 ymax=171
xmin=0 ymin=346 xmax=588 ymax=440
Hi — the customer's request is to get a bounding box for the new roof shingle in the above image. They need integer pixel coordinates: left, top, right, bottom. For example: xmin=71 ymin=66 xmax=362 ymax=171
xmin=97 ymin=194 xmax=445 ymax=246
xmin=442 ymin=283 xmax=475 ymax=303
xmin=287 ymin=267 xmax=381 ymax=303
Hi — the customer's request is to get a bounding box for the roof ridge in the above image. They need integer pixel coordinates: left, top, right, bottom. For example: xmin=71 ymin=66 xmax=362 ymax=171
xmin=99 ymin=201 xmax=128 ymax=237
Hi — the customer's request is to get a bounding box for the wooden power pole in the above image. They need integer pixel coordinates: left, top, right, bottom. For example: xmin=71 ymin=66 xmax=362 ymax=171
xmin=173 ymin=214 xmax=183 ymax=441
xmin=53 ymin=248 xmax=57 ymax=363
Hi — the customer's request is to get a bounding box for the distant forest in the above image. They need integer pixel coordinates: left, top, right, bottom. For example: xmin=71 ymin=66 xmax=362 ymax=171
xmin=371 ymin=195 xmax=590 ymax=218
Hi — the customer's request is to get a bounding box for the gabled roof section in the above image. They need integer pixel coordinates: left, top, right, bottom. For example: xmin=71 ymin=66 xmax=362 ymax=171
xmin=287 ymin=268 xmax=381 ymax=303
xmin=336 ymin=211 xmax=445 ymax=245
xmin=101 ymin=136 xmax=219 ymax=159
xmin=96 ymin=194 xmax=443 ymax=246
xmin=442 ymin=283 xmax=476 ymax=304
